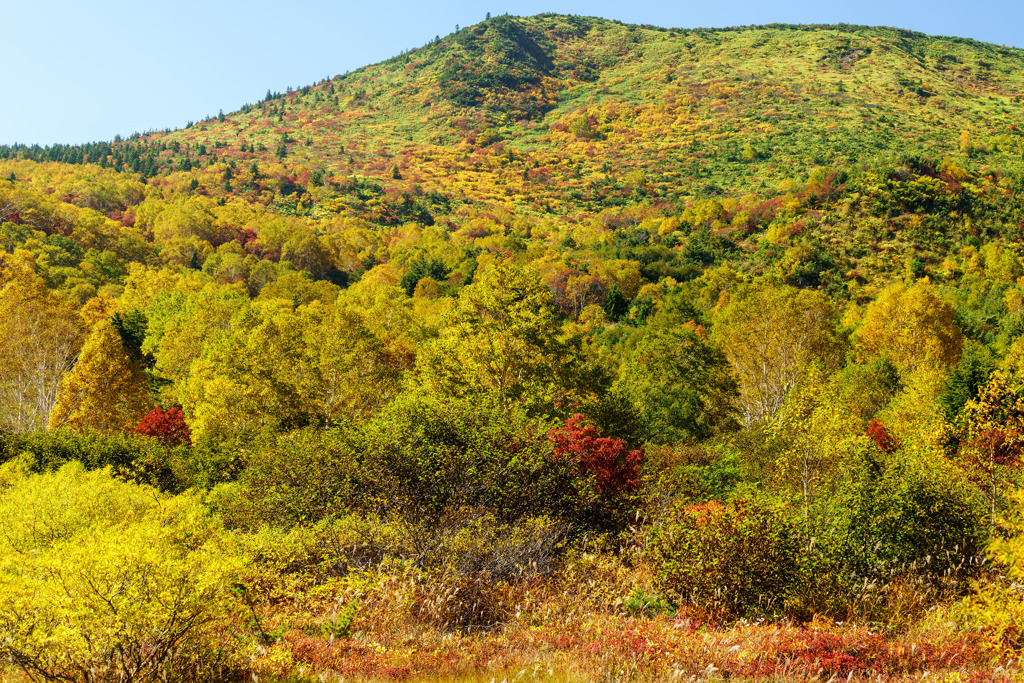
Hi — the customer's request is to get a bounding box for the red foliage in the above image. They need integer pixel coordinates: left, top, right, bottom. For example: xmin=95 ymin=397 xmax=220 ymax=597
xmin=866 ymin=418 xmax=900 ymax=454
xmin=548 ymin=415 xmax=643 ymax=497
xmin=237 ymin=228 xmax=258 ymax=247
xmin=134 ymin=406 xmax=191 ymax=446
xmin=106 ymin=210 xmax=136 ymax=226
xmin=969 ymin=426 xmax=1023 ymax=467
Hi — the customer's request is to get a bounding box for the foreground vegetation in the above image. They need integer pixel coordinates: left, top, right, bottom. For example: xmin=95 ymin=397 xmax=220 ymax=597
xmin=5 ymin=13 xmax=1024 ymax=682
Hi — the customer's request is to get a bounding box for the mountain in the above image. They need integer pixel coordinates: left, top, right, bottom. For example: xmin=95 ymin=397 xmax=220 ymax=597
xmin=3 ymin=15 xmax=1024 ymax=300
xmin=6 ymin=15 xmax=1024 ymax=210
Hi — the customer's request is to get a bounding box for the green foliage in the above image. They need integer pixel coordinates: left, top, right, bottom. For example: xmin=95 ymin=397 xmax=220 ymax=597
xmin=957 ymin=490 xmax=1024 ymax=651
xmin=358 ymin=393 xmax=556 ymax=525
xmin=814 ymin=444 xmax=984 ymax=598
xmin=617 ymin=323 xmax=738 ymax=444
xmin=415 ymin=259 xmax=607 ymax=418
xmin=0 ymin=427 xmax=182 ymax=489
xmin=623 ymin=590 xmax=675 ymax=618
xmin=939 ymin=340 xmax=995 ymax=420
xmin=321 ymin=601 xmax=359 ymax=639
xmin=401 ymin=254 xmax=449 ymax=297
xmin=216 ymin=426 xmax=361 ymax=529
xmin=649 ymin=495 xmax=802 ymax=619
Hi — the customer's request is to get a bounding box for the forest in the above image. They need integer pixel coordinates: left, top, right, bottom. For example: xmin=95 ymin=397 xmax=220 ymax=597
xmin=4 ymin=13 xmax=1024 ymax=682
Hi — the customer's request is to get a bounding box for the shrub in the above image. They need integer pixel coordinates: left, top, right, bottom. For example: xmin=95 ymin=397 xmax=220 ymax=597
xmin=548 ymin=414 xmax=644 ymax=529
xmin=218 ymin=426 xmax=362 ymax=529
xmin=225 ymin=398 xmax=642 ymax=535
xmin=358 ymin=394 xmax=556 ymax=525
xmin=804 ymin=445 xmax=985 ymax=621
xmin=956 ymin=490 xmax=1024 ymax=651
xmin=649 ymin=495 xmax=801 ymax=619
xmin=0 ymin=463 xmax=247 ymax=682
xmin=0 ymin=428 xmax=181 ymax=490
xmin=822 ymin=446 xmax=983 ymax=586
xmin=623 ymin=590 xmax=675 ymax=618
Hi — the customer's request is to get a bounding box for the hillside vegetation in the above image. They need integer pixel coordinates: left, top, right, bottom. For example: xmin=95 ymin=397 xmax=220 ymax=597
xmin=3 ymin=14 xmax=1024 ymax=682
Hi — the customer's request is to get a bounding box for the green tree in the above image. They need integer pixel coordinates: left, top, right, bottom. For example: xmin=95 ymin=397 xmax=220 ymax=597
xmin=401 ymin=255 xmax=449 ymax=297
xmin=617 ymin=323 xmax=738 ymax=443
xmin=415 ymin=259 xmax=605 ymax=417
xmin=181 ymin=302 xmax=400 ymax=443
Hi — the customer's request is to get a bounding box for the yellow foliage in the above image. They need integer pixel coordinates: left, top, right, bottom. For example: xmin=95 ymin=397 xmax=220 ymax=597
xmin=657 ymin=216 xmax=681 ymax=236
xmin=0 ymin=277 xmax=84 ymax=433
xmin=0 ymin=463 xmax=246 ymax=682
xmin=876 ymin=364 xmax=948 ymax=446
xmin=713 ymin=281 xmax=842 ymax=426
xmin=855 ymin=279 xmax=962 ymax=373
xmin=48 ymin=319 xmax=152 ymax=433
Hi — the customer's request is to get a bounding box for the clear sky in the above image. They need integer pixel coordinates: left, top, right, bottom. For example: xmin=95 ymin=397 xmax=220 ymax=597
xmin=3 ymin=0 xmax=1021 ymax=146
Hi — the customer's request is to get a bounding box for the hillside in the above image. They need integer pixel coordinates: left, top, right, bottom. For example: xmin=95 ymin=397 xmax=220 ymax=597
xmin=6 ymin=14 xmax=1024 ymax=683
xmin=7 ymin=16 xmax=1024 ymax=205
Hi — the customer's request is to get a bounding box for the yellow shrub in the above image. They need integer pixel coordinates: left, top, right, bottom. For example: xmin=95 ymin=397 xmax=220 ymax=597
xmin=0 ymin=463 xmax=247 ymax=682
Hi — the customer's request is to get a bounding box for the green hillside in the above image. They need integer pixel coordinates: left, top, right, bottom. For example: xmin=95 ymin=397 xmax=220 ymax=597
xmin=10 ymin=16 xmax=1024 ymax=202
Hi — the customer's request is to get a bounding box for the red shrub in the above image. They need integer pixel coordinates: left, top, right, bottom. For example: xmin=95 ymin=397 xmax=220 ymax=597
xmin=548 ymin=414 xmax=642 ymax=497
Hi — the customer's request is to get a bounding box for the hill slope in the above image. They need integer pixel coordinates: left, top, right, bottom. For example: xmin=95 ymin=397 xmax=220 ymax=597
xmin=7 ymin=15 xmax=1024 ymax=210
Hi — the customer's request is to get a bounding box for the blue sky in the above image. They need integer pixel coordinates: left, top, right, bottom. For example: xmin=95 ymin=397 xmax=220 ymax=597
xmin=2 ymin=0 xmax=1021 ymax=146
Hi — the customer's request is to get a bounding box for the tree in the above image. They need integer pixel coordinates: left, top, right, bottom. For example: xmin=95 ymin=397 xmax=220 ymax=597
xmin=180 ymin=302 xmax=401 ymax=443
xmin=956 ymin=372 xmax=1024 ymax=528
xmin=855 ymin=279 xmax=961 ymax=373
xmin=771 ymin=365 xmax=868 ymax=515
xmin=938 ymin=340 xmax=995 ymax=420
xmin=0 ymin=277 xmax=84 ymax=433
xmin=48 ymin=318 xmax=153 ymax=433
xmin=401 ymin=255 xmax=449 ymax=297
xmin=713 ymin=281 xmax=842 ymax=426
xmin=134 ymin=406 xmax=191 ymax=446
xmin=617 ymin=323 xmax=738 ymax=443
xmin=415 ymin=259 xmax=605 ymax=417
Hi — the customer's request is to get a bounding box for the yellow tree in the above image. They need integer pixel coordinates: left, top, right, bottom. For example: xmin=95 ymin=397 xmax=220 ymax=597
xmin=180 ymin=301 xmax=401 ymax=442
xmin=772 ymin=365 xmax=868 ymax=515
xmin=0 ymin=276 xmax=84 ymax=432
xmin=712 ymin=281 xmax=842 ymax=426
xmin=956 ymin=372 xmax=1024 ymax=528
xmin=855 ymin=279 xmax=961 ymax=373
xmin=48 ymin=319 xmax=152 ymax=433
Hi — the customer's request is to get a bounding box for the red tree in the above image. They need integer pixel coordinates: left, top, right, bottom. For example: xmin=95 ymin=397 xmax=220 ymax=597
xmin=134 ymin=406 xmax=191 ymax=446
xmin=865 ymin=418 xmax=899 ymax=455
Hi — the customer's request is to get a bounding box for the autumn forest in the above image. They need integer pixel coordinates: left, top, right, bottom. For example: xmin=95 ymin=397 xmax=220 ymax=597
xmin=5 ymin=13 xmax=1024 ymax=682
